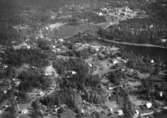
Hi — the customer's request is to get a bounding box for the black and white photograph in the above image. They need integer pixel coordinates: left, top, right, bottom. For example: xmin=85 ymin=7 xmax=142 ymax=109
xmin=0 ymin=0 xmax=167 ymax=118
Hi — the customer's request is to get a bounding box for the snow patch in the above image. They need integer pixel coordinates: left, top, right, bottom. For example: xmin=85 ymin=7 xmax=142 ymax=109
xmin=48 ymin=22 xmax=66 ymax=31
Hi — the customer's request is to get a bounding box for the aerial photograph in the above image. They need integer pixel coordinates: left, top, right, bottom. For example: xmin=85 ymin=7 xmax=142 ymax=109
xmin=0 ymin=0 xmax=167 ymax=118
